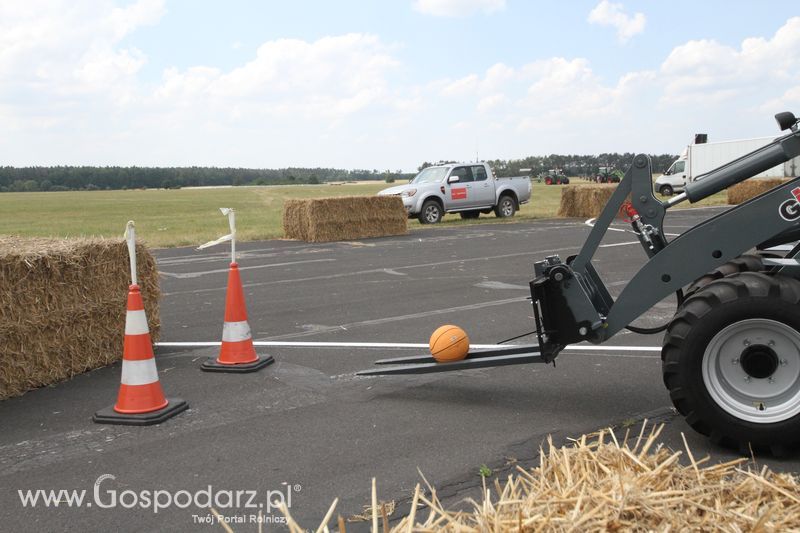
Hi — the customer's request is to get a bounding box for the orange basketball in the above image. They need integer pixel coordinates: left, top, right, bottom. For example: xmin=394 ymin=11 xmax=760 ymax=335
xmin=429 ymin=325 xmax=470 ymax=362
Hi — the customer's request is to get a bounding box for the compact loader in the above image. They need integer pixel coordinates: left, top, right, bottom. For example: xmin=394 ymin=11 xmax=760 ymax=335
xmin=360 ymin=112 xmax=800 ymax=454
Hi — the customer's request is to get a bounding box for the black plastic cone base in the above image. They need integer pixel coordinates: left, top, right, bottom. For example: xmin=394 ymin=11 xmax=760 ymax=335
xmin=93 ymin=398 xmax=188 ymax=426
xmin=200 ymin=354 xmax=274 ymax=373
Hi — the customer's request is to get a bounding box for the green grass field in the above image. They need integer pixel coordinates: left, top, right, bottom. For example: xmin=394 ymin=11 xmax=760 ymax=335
xmin=0 ymin=181 xmax=729 ymax=248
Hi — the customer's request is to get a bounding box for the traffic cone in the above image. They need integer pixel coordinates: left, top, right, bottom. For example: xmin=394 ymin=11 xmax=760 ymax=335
xmin=94 ymin=284 xmax=188 ymax=425
xmin=201 ymin=262 xmax=274 ymax=373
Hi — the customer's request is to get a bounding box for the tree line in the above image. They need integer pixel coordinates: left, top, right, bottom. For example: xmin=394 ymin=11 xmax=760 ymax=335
xmin=0 ymin=152 xmax=679 ymax=192
xmin=421 ymin=153 xmax=677 ymax=178
xmin=0 ymin=166 xmax=413 ymax=192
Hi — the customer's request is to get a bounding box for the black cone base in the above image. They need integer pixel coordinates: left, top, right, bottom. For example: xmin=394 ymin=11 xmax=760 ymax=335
xmin=200 ymin=354 xmax=274 ymax=373
xmin=93 ymin=398 xmax=189 ymax=426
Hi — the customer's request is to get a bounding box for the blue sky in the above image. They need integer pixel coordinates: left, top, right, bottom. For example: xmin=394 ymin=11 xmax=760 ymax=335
xmin=1 ymin=0 xmax=799 ymax=170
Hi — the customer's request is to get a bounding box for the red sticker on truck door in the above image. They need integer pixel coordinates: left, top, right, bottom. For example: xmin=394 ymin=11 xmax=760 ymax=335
xmin=451 ymin=188 xmax=467 ymax=200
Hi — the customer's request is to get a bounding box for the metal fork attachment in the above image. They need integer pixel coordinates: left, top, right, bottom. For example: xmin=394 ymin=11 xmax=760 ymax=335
xmin=356 ymin=344 xmax=544 ymax=376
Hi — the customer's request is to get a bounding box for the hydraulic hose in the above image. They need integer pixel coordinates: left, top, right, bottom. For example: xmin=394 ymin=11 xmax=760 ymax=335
xmin=624 ymin=289 xmax=685 ymax=335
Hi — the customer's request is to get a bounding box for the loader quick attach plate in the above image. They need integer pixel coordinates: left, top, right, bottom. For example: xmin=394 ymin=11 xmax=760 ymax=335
xmin=529 ymin=256 xmax=606 ymax=362
xmin=356 ymin=345 xmax=546 ymax=376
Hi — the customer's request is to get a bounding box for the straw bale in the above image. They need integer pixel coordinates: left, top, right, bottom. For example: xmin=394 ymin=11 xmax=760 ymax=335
xmin=282 ymin=199 xmax=311 ymax=241
xmin=558 ymin=185 xmax=622 ymax=218
xmin=282 ymin=423 xmax=800 ymax=532
xmin=0 ymin=237 xmax=160 ymax=400
xmin=728 ymin=178 xmax=791 ymax=205
xmin=283 ymin=196 xmax=407 ymax=242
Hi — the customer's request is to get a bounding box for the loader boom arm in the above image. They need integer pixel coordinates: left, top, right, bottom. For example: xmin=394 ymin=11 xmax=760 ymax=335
xmin=531 ymin=120 xmax=800 ymax=361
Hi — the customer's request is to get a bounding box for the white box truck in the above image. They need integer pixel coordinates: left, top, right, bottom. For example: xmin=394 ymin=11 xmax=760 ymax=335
xmin=655 ymin=136 xmax=800 ymax=196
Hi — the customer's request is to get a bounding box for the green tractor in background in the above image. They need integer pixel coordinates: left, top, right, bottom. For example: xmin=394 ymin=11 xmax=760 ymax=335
xmin=596 ymin=166 xmax=623 ymax=183
xmin=541 ymin=169 xmax=570 ymax=185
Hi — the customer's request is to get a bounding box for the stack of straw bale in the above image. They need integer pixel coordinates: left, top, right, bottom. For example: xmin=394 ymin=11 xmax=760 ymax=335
xmin=281 ymin=423 xmax=800 ymax=532
xmin=557 ymin=185 xmax=621 ymax=218
xmin=283 ymin=196 xmax=407 ymax=242
xmin=0 ymin=237 xmax=160 ymax=400
xmin=728 ymin=178 xmax=791 ymax=205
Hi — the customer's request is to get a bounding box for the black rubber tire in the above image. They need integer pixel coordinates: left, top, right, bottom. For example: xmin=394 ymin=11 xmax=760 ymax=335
xmin=659 ymin=184 xmax=674 ymax=196
xmin=685 ymin=254 xmax=765 ymax=296
xmin=417 ymin=199 xmax=443 ymax=224
xmin=459 ymin=210 xmax=480 ymax=219
xmin=662 ymin=272 xmax=800 ymax=454
xmin=494 ymin=195 xmax=516 ymax=218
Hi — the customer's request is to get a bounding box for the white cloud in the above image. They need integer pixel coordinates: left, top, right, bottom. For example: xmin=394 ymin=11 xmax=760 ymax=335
xmin=519 ymin=58 xmax=618 ymax=121
xmin=762 ymin=86 xmax=800 ymax=112
xmin=0 ymin=1 xmax=405 ymax=167
xmin=477 ymin=93 xmax=507 ymax=112
xmin=440 ymin=74 xmax=479 ymax=96
xmin=107 ymin=0 xmax=165 ymax=41
xmin=434 ymin=57 xmax=632 ymax=124
xmin=660 ymin=17 xmax=800 ymax=105
xmin=413 ymin=0 xmax=505 ymax=17
xmin=587 ymin=0 xmax=646 ymax=43
xmin=154 ymin=34 xmax=399 ymax=121
xmin=1 ymin=2 xmax=799 ymax=170
xmin=0 ymin=0 xmax=164 ymax=91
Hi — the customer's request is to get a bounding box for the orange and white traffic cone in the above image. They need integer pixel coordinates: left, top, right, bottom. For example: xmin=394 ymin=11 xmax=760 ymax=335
xmin=94 ymin=283 xmax=188 ymax=425
xmin=200 ymin=262 xmax=274 ymax=373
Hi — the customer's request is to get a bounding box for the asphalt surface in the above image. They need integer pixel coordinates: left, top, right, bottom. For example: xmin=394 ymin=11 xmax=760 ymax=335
xmin=2 ymin=207 xmax=799 ymax=531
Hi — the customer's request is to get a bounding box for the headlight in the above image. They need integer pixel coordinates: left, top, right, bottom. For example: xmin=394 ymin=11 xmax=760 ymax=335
xmin=401 ymin=189 xmax=417 ymax=198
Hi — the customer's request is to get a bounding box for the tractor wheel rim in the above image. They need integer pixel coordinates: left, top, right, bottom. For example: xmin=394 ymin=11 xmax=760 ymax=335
xmin=702 ymin=318 xmax=800 ymax=423
xmin=425 ymin=205 xmax=439 ymax=222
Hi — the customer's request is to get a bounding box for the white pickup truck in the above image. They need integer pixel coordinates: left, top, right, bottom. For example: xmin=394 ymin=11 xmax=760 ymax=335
xmin=377 ymin=162 xmax=532 ymax=224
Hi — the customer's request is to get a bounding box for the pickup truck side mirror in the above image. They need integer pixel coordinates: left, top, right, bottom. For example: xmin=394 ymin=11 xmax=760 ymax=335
xmin=447 ymin=175 xmax=460 ymax=184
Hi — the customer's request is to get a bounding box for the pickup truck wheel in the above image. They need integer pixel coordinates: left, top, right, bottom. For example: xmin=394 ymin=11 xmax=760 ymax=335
xmin=418 ymin=200 xmax=443 ymax=224
xmin=662 ymin=273 xmax=800 ymax=454
xmin=494 ymin=195 xmax=516 ymax=218
xmin=659 ymin=184 xmax=674 ymax=196
xmin=460 ymin=210 xmax=480 ymax=219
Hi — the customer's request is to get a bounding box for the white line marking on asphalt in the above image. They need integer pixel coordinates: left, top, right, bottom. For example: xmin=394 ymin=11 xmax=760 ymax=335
xmin=158 ymin=248 xmax=334 ymax=267
xmin=155 ymin=340 xmax=662 ymax=352
xmin=584 ymin=218 xmax=681 ymax=237
xmin=574 ymin=351 xmax=659 ymax=358
xmin=474 ymin=281 xmax=529 ymax=290
xmin=268 ymin=297 xmax=532 ymax=339
xmin=159 ymin=258 xmax=336 ymax=279
xmin=598 ymin=241 xmax=640 ymax=248
xmin=156 ymin=243 xmax=335 ymax=264
xmin=163 ymin=241 xmax=636 ymax=296
xmin=164 ymin=250 xmax=575 ymax=294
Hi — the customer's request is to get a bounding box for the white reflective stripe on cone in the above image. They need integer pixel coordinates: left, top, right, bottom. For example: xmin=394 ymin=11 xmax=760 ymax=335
xmin=120 ymin=359 xmax=160 ymax=386
xmin=222 ymin=321 xmax=252 ymax=342
xmin=125 ymin=309 xmax=150 ymax=336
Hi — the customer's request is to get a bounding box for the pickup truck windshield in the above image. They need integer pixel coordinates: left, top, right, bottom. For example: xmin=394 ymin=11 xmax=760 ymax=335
xmin=412 ymin=167 xmax=449 ymax=184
